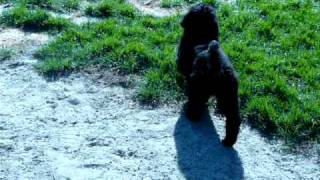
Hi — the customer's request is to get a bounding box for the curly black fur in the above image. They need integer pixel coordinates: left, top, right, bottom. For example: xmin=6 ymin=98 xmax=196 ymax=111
xmin=186 ymin=40 xmax=241 ymax=147
xmin=177 ymin=3 xmax=219 ymax=78
xmin=177 ymin=4 xmax=241 ymax=147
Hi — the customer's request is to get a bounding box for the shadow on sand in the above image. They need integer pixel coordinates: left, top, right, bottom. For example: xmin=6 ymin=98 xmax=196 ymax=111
xmin=174 ymin=110 xmax=244 ymax=180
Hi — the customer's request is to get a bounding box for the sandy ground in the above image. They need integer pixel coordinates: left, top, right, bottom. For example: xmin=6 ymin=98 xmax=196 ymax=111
xmin=127 ymin=0 xmax=237 ymax=17
xmin=0 ymin=1 xmax=319 ymax=180
xmin=128 ymin=0 xmax=182 ymax=17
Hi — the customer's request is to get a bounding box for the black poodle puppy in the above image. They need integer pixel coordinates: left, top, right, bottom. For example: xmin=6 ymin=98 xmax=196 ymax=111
xmin=177 ymin=3 xmax=241 ymax=147
xmin=187 ymin=40 xmax=241 ymax=147
xmin=177 ymin=3 xmax=219 ymax=78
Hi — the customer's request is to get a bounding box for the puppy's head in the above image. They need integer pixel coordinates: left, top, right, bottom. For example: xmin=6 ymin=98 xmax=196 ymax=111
xmin=181 ymin=3 xmax=219 ymax=41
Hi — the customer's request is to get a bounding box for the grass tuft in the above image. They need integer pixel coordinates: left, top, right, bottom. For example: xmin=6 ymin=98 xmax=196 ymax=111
xmin=1 ymin=0 xmax=80 ymax=11
xmin=85 ymin=0 xmax=136 ymax=18
xmin=0 ymin=6 xmax=72 ymax=32
xmin=0 ymin=48 xmax=14 ymax=62
xmin=161 ymin=0 xmax=184 ymax=8
xmin=85 ymin=1 xmax=113 ymax=17
xmin=62 ymin=0 xmax=80 ymax=10
xmin=22 ymin=0 xmax=53 ymax=8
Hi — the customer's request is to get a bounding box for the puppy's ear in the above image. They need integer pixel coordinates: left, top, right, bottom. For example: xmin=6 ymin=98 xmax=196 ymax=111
xmin=204 ymin=5 xmax=214 ymax=14
xmin=181 ymin=13 xmax=192 ymax=28
xmin=181 ymin=4 xmax=199 ymax=28
xmin=202 ymin=5 xmax=219 ymax=40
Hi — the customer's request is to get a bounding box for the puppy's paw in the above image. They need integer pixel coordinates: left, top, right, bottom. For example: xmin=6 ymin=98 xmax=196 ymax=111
xmin=185 ymin=103 xmax=207 ymax=122
xmin=222 ymin=138 xmax=236 ymax=147
xmin=186 ymin=111 xmax=202 ymax=122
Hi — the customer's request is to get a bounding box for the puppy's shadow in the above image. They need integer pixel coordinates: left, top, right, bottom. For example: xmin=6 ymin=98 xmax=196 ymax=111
xmin=174 ymin=109 xmax=244 ymax=180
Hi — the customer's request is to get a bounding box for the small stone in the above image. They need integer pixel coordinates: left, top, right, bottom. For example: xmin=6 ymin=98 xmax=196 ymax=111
xmin=50 ymin=103 xmax=58 ymax=109
xmin=57 ymin=94 xmax=68 ymax=100
xmin=68 ymin=98 xmax=80 ymax=105
xmin=0 ymin=144 xmax=13 ymax=151
xmin=115 ymin=149 xmax=126 ymax=157
xmin=46 ymin=100 xmax=55 ymax=104
xmin=24 ymin=146 xmax=32 ymax=151
xmin=50 ymin=118 xmax=58 ymax=122
xmin=86 ymin=87 xmax=98 ymax=94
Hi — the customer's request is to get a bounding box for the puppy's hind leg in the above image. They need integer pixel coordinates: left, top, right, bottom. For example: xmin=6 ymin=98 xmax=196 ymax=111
xmin=217 ymin=77 xmax=241 ymax=147
xmin=185 ymin=84 xmax=210 ymax=122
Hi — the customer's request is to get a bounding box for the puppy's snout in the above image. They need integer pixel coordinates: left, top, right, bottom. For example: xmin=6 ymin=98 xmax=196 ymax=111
xmin=208 ymin=40 xmax=219 ymax=52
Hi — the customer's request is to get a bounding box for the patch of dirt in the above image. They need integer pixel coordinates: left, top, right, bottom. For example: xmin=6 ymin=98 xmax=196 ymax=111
xmin=126 ymin=0 xmax=238 ymax=17
xmin=48 ymin=1 xmax=102 ymax=25
xmin=0 ymin=28 xmax=49 ymax=50
xmin=49 ymin=11 xmax=101 ymax=25
xmin=80 ymin=65 xmax=141 ymax=88
xmin=127 ymin=0 xmax=185 ymax=17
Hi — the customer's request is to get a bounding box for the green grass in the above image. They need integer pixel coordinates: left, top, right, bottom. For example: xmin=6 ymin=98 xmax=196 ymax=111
xmin=19 ymin=0 xmax=54 ymax=8
xmin=0 ymin=0 xmax=80 ymax=11
xmin=219 ymin=0 xmax=320 ymax=141
xmin=161 ymin=0 xmax=184 ymax=8
xmin=0 ymin=48 xmax=13 ymax=62
xmin=35 ymin=1 xmax=182 ymax=102
xmin=0 ymin=6 xmax=72 ymax=32
xmin=1 ymin=0 xmax=319 ymax=143
xmin=85 ymin=0 xmax=136 ymax=18
xmin=61 ymin=0 xmax=80 ymax=10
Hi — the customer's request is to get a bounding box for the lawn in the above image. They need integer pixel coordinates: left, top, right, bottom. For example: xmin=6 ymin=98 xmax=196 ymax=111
xmin=1 ymin=0 xmax=319 ymax=143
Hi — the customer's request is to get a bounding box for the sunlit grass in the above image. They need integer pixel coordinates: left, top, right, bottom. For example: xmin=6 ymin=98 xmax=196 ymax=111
xmin=0 ymin=6 xmax=72 ymax=32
